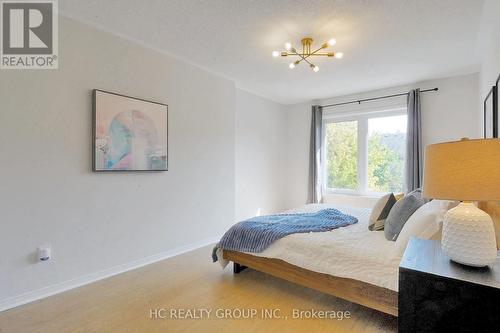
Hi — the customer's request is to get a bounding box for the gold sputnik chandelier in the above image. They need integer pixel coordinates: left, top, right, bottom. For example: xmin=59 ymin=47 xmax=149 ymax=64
xmin=272 ymin=37 xmax=343 ymax=72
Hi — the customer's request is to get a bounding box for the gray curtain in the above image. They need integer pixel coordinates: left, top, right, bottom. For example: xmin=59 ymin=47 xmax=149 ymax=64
xmin=307 ymin=105 xmax=323 ymax=204
xmin=406 ymin=89 xmax=422 ymax=192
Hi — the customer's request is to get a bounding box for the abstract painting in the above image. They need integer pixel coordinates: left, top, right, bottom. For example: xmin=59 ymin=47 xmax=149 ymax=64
xmin=93 ymin=90 xmax=168 ymax=171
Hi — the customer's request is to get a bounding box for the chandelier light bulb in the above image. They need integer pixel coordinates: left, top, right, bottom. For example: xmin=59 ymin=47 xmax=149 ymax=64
xmin=313 ymin=65 xmax=320 ymax=72
xmin=285 ymin=42 xmax=292 ymax=50
xmin=328 ymin=38 xmax=336 ymax=46
xmin=272 ymin=51 xmax=280 ymax=57
xmin=335 ymin=52 xmax=343 ymax=59
xmin=289 ymin=62 xmax=296 ymax=69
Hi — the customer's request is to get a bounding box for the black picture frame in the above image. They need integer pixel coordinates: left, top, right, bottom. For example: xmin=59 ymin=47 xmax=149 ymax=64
xmin=484 ymin=86 xmax=497 ymax=138
xmin=92 ymin=89 xmax=169 ymax=172
xmin=496 ymin=74 xmax=500 ymax=137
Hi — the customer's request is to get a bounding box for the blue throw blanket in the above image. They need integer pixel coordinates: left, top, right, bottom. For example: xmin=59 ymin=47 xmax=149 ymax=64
xmin=212 ymin=208 xmax=358 ymax=262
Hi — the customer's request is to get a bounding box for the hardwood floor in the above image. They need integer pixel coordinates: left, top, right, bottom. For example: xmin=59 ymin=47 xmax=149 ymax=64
xmin=0 ymin=245 xmax=397 ymax=332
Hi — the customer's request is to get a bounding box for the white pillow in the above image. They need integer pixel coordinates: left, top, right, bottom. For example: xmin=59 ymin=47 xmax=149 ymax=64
xmin=395 ymin=200 xmax=453 ymax=256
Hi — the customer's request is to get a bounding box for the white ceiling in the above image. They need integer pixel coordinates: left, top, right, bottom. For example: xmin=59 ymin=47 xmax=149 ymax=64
xmin=60 ymin=0 xmax=485 ymax=105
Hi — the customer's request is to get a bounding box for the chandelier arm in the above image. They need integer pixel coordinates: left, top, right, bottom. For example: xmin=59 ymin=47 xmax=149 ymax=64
xmin=292 ymin=50 xmax=314 ymax=66
xmin=297 ymin=46 xmax=325 ymax=60
xmin=295 ymin=52 xmax=312 ymax=61
xmin=309 ymin=46 xmax=326 ymax=56
xmin=292 ymin=58 xmax=304 ymax=66
xmin=301 ymin=53 xmax=331 ymax=56
xmin=295 ymin=47 xmax=326 ymax=71
xmin=289 ymin=53 xmax=331 ymax=56
xmin=298 ymin=56 xmax=314 ymax=67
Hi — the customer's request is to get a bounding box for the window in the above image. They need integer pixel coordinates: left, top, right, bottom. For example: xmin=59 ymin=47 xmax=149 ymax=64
xmin=325 ymin=120 xmax=358 ymax=190
xmin=367 ymin=115 xmax=407 ymax=193
xmin=323 ymin=110 xmax=407 ymax=195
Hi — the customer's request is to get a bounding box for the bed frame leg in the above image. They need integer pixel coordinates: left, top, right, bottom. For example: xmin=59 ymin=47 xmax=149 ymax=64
xmin=233 ymin=262 xmax=247 ymax=274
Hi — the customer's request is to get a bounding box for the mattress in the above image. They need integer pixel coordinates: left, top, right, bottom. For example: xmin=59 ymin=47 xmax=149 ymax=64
xmin=222 ymin=203 xmax=402 ymax=291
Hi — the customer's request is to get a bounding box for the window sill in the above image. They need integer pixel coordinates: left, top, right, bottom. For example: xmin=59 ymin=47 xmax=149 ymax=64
xmin=322 ymin=190 xmax=385 ymax=199
xmin=321 ymin=192 xmax=382 ymax=209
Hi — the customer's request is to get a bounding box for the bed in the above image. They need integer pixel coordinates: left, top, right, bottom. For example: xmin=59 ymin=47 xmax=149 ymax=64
xmin=218 ymin=204 xmax=401 ymax=316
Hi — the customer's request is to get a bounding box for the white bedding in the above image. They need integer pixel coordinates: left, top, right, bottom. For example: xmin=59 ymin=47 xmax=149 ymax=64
xmin=221 ymin=203 xmax=402 ymax=291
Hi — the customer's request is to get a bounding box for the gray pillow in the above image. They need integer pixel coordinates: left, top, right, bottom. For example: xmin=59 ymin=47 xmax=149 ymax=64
xmin=407 ymin=188 xmax=422 ymax=197
xmin=384 ymin=194 xmax=424 ymax=241
xmin=406 ymin=188 xmax=431 ymax=203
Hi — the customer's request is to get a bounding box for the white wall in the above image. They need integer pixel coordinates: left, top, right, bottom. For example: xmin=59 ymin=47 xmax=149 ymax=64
xmin=284 ymin=102 xmax=313 ymax=208
xmin=285 ymin=73 xmax=480 ymax=209
xmin=478 ymin=0 xmax=500 ymax=99
xmin=0 ymin=16 xmax=237 ymax=308
xmin=235 ymin=90 xmax=287 ymax=220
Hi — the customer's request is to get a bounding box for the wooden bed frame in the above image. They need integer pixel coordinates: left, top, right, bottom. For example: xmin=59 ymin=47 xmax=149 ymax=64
xmin=223 ymin=249 xmax=398 ymax=316
xmin=221 ymin=203 xmax=500 ymax=317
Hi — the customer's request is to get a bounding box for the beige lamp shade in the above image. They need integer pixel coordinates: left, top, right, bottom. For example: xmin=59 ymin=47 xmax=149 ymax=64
xmin=422 ymin=138 xmax=500 ymax=201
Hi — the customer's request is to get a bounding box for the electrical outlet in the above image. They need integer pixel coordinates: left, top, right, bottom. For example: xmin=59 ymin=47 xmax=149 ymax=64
xmin=37 ymin=245 xmax=51 ymax=261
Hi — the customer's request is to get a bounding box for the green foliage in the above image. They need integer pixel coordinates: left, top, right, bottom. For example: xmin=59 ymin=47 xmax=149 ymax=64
xmin=326 ymin=121 xmax=358 ymax=189
xmin=325 ymin=122 xmax=405 ymax=193
xmin=367 ymin=133 xmax=405 ymax=193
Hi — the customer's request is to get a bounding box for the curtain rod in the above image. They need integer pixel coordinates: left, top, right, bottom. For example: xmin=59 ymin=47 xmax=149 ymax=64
xmin=320 ymin=87 xmax=438 ymax=109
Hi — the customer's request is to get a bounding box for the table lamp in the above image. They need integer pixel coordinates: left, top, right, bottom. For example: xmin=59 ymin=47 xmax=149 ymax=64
xmin=423 ymin=138 xmax=500 ymax=267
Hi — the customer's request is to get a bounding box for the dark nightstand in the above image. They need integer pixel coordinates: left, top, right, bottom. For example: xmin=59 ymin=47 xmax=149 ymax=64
xmin=398 ymin=238 xmax=500 ymax=333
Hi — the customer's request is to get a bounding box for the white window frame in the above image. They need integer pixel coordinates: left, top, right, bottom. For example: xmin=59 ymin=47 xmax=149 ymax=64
xmin=321 ymin=106 xmax=407 ymax=197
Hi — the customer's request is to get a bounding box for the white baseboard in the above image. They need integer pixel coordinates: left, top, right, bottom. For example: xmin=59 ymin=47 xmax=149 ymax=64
xmin=0 ymin=235 xmax=221 ymax=312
